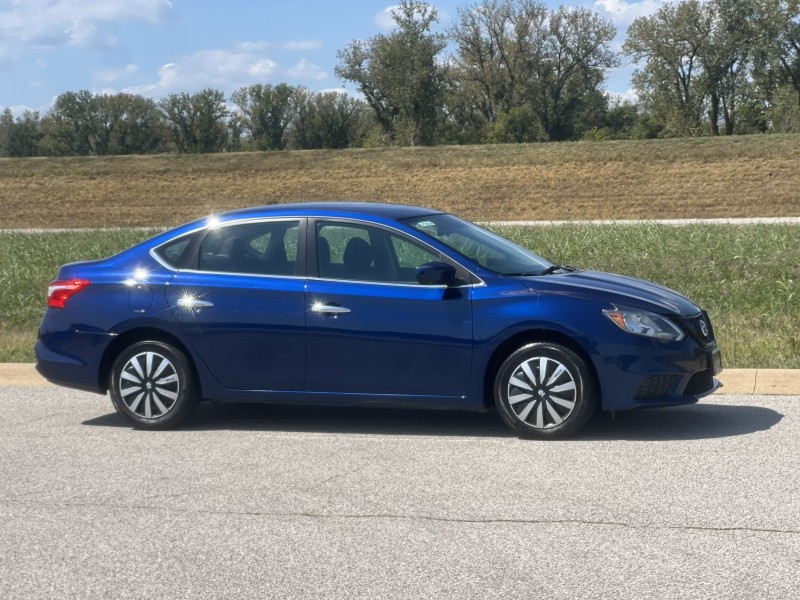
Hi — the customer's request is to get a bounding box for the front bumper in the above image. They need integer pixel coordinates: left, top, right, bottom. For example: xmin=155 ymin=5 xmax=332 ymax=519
xmin=597 ymin=338 xmax=723 ymax=412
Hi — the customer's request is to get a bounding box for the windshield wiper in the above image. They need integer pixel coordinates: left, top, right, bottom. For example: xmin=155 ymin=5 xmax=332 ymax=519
xmin=539 ymin=264 xmax=578 ymax=275
xmin=504 ymin=265 xmax=578 ymax=276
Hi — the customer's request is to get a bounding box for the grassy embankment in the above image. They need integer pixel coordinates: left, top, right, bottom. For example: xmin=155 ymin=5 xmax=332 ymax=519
xmin=1 ymin=134 xmax=799 ymax=229
xmin=1 ymin=224 xmax=797 ymax=367
xmin=0 ymin=135 xmax=798 ymax=365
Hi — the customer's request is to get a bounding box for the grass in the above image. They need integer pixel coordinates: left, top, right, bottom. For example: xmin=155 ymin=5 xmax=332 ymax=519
xmin=1 ymin=224 xmax=797 ymax=367
xmin=1 ymin=135 xmax=799 ymax=229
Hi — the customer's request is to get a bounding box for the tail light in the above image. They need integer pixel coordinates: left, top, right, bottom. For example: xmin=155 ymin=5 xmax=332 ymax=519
xmin=48 ymin=279 xmax=90 ymax=309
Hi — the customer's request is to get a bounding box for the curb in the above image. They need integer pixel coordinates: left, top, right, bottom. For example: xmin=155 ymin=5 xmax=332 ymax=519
xmin=1 ymin=364 xmax=797 ymax=395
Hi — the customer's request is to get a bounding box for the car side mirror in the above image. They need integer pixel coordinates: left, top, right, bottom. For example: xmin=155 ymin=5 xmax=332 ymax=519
xmin=416 ymin=261 xmax=457 ymax=286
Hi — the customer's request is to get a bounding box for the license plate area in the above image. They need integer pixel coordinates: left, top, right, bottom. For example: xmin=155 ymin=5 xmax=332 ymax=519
xmin=710 ymin=348 xmax=722 ymax=375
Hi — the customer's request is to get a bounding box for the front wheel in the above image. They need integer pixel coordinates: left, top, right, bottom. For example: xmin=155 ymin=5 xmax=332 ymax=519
xmin=494 ymin=342 xmax=597 ymax=439
xmin=109 ymin=341 xmax=200 ymax=430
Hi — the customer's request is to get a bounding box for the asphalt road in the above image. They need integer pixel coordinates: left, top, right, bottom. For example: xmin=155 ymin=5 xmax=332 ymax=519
xmin=1 ymin=388 xmax=798 ymax=600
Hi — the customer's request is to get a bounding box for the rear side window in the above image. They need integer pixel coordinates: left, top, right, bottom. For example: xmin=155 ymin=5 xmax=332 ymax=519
xmin=154 ymin=232 xmax=199 ymax=268
xmin=197 ymin=220 xmax=300 ymax=276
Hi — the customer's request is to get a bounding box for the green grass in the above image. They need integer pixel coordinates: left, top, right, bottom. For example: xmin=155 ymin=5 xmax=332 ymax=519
xmin=1 ymin=224 xmax=798 ymax=367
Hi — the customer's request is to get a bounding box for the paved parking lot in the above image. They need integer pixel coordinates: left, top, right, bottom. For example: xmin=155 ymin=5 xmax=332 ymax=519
xmin=1 ymin=388 xmax=798 ymax=599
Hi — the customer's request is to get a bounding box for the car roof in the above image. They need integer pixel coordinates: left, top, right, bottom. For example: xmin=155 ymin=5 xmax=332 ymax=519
xmin=220 ymin=202 xmax=442 ymax=222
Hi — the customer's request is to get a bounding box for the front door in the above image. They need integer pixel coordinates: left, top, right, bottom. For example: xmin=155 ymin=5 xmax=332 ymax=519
xmin=305 ymin=220 xmax=473 ymax=399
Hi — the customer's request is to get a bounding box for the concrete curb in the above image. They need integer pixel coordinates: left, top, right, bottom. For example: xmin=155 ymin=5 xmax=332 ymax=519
xmin=1 ymin=364 xmax=797 ymax=395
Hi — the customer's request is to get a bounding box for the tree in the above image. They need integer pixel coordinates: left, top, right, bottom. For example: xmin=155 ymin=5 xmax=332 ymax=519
xmin=336 ymin=0 xmax=448 ymax=145
xmin=752 ymin=0 xmax=800 ymax=108
xmin=159 ymin=89 xmax=228 ymax=153
xmin=0 ymin=108 xmax=42 ymax=157
xmin=288 ymin=89 xmax=371 ymax=149
xmin=625 ymin=1 xmax=710 ymax=136
xmin=40 ymin=90 xmax=96 ymax=155
xmin=112 ymin=94 xmax=166 ymax=154
xmin=231 ymin=83 xmax=295 ymax=150
xmin=449 ymin=1 xmax=617 ymax=141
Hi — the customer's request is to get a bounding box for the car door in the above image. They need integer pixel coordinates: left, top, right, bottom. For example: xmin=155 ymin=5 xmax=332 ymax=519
xmin=166 ymin=218 xmax=306 ymax=391
xmin=305 ymin=220 xmax=473 ymax=400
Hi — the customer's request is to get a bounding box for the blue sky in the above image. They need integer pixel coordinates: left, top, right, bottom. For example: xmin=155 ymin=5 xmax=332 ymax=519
xmin=0 ymin=0 xmax=665 ymax=114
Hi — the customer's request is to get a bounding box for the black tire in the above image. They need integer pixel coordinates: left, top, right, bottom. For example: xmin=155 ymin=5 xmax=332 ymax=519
xmin=109 ymin=341 xmax=200 ymax=430
xmin=494 ymin=342 xmax=597 ymax=439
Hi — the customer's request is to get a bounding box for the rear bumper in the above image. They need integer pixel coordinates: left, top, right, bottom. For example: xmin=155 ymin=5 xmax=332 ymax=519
xmin=34 ymin=332 xmax=112 ymax=394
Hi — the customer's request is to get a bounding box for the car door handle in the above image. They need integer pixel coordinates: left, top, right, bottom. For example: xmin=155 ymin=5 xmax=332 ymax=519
xmin=311 ymin=302 xmax=351 ymax=315
xmin=177 ymin=297 xmax=214 ymax=309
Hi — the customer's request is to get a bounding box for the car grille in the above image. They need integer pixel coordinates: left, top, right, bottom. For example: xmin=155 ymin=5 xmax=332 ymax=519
xmin=675 ymin=311 xmax=716 ymax=347
xmin=634 ymin=374 xmax=679 ymax=400
xmin=683 ymin=369 xmax=715 ymax=396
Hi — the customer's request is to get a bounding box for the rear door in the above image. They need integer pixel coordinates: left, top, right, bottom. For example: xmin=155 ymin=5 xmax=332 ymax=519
xmin=167 ymin=218 xmax=306 ymax=391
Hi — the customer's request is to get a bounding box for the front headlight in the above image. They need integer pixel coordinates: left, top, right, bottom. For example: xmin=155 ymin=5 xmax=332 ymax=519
xmin=602 ymin=307 xmax=685 ymax=341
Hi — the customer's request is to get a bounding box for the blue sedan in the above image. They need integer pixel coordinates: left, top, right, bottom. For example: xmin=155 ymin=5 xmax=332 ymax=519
xmin=36 ymin=203 xmax=722 ymax=438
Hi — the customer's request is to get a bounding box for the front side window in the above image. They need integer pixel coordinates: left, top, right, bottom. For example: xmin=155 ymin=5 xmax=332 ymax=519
xmin=198 ymin=220 xmax=300 ymax=276
xmin=317 ymin=222 xmax=439 ymax=284
xmin=403 ymin=214 xmax=551 ymax=275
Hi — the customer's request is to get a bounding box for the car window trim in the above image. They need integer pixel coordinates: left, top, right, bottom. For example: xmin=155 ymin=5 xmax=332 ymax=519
xmin=307 ymin=217 xmax=483 ymax=288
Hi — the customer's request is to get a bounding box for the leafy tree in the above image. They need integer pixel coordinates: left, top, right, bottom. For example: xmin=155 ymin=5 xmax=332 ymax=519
xmin=450 ymin=1 xmax=618 ymax=141
xmin=112 ymin=94 xmax=166 ymax=155
xmin=336 ymin=0 xmax=448 ymax=145
xmin=40 ymin=90 xmax=96 ymax=155
xmin=231 ymin=83 xmax=295 ymax=150
xmin=484 ymin=103 xmax=545 ymax=143
xmin=0 ymin=108 xmax=42 ymax=157
xmin=288 ymin=88 xmax=371 ymax=149
xmin=159 ymin=89 xmax=228 ymax=153
xmin=625 ymin=1 xmax=709 ymax=136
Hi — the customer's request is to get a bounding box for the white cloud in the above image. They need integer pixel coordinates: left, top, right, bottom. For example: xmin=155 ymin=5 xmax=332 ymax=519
xmin=237 ymin=41 xmax=269 ymax=51
xmin=375 ymin=6 xmax=399 ymax=30
xmin=593 ymin=0 xmax=666 ymax=25
xmin=0 ymin=0 xmax=172 ymax=53
xmin=606 ymin=88 xmax=639 ymax=104
xmin=126 ymin=47 xmax=279 ymax=96
xmin=0 ymin=103 xmax=37 ymax=117
xmin=375 ymin=4 xmax=449 ymax=31
xmin=92 ymin=63 xmax=139 ymax=84
xmin=287 ymin=58 xmax=327 ymax=81
xmin=283 ymin=39 xmax=323 ymax=51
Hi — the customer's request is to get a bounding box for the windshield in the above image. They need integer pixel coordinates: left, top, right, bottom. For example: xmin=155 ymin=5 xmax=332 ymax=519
xmin=402 ymin=214 xmax=552 ymax=276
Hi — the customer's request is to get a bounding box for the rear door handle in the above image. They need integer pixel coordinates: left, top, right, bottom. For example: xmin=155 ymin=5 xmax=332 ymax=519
xmin=177 ymin=296 xmax=214 ymax=309
xmin=311 ymin=302 xmax=351 ymax=315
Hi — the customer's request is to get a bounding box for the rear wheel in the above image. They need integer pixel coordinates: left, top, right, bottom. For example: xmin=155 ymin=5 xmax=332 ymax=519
xmin=109 ymin=341 xmax=199 ymax=429
xmin=494 ymin=342 xmax=596 ymax=439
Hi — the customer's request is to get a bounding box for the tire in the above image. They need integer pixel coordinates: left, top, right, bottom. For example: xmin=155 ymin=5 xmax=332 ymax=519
xmin=494 ymin=342 xmax=597 ymax=439
xmin=109 ymin=341 xmax=200 ymax=430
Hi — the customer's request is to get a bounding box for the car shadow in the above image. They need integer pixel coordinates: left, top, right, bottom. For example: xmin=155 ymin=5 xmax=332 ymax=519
xmin=82 ymin=401 xmax=783 ymax=441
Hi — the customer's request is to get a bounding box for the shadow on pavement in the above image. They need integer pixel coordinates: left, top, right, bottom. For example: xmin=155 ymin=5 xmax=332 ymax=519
xmin=82 ymin=400 xmax=783 ymax=441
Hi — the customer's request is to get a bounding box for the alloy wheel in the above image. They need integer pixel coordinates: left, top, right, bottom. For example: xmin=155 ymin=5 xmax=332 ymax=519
xmin=118 ymin=351 xmax=181 ymax=420
xmin=506 ymin=356 xmax=577 ymax=429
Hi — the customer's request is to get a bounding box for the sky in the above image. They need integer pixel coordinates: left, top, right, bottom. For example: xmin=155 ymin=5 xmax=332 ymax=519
xmin=0 ymin=0 xmax=669 ymax=115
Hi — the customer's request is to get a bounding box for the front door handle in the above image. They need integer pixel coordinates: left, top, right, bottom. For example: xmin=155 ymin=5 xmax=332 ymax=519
xmin=311 ymin=302 xmax=351 ymax=315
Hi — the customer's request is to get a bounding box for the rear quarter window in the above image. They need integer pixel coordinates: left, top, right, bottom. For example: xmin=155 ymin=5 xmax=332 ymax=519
xmin=154 ymin=232 xmax=199 ymax=268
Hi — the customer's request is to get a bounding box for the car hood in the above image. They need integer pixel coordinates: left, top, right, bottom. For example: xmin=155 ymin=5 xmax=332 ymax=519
xmin=519 ymin=270 xmax=701 ymax=317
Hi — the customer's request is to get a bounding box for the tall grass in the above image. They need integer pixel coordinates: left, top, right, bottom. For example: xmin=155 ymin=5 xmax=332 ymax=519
xmin=1 ymin=224 xmax=797 ymax=367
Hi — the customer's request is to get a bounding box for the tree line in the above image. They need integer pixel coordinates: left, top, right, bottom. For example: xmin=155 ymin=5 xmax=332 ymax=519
xmin=1 ymin=0 xmax=798 ymax=158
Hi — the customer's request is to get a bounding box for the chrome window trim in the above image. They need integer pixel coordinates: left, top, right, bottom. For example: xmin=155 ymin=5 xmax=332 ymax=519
xmin=313 ymin=217 xmax=485 ymax=287
xmin=149 ymin=214 xmax=486 ymax=287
